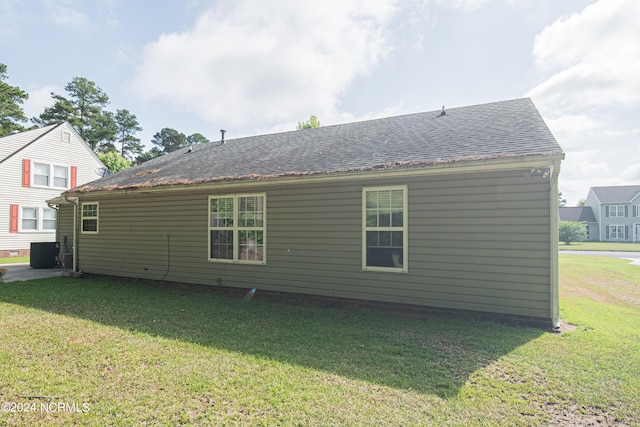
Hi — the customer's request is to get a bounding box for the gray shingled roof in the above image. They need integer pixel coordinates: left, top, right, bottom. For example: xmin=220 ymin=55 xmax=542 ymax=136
xmin=71 ymin=98 xmax=563 ymax=193
xmin=591 ymin=185 xmax=640 ymax=203
xmin=559 ymin=207 xmax=597 ymax=223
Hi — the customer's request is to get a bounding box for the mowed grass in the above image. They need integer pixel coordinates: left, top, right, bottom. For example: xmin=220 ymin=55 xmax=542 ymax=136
xmin=559 ymin=241 xmax=640 ymax=251
xmin=0 ymin=257 xmax=29 ymax=265
xmin=0 ymin=257 xmax=639 ymax=426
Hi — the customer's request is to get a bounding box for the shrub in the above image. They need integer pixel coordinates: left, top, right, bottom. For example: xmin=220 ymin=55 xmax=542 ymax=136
xmin=559 ymin=221 xmax=587 ymax=245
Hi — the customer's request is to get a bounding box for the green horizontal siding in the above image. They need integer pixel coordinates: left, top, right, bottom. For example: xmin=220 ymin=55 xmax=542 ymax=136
xmin=74 ymin=168 xmax=553 ymax=320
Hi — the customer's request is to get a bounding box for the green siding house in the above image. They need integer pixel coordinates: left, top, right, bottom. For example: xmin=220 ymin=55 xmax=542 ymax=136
xmin=55 ymin=98 xmax=564 ymax=327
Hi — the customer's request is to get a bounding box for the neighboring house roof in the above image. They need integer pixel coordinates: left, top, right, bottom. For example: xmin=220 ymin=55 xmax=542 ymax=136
xmin=590 ymin=185 xmax=640 ymax=204
xmin=559 ymin=207 xmax=597 ymax=223
xmin=71 ymin=97 xmax=563 ymax=194
xmin=0 ymin=123 xmax=63 ymax=163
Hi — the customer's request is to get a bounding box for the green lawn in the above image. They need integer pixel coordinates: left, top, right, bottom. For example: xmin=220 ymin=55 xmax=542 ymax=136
xmin=0 ymin=257 xmax=29 ymax=265
xmin=0 ymin=257 xmax=639 ymax=425
xmin=559 ymin=241 xmax=640 ymax=251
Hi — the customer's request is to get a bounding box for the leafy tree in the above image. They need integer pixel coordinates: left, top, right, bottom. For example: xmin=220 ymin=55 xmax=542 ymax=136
xmin=151 ymin=128 xmax=188 ymax=154
xmin=0 ymin=64 xmax=29 ymax=136
xmin=297 ymin=115 xmax=321 ymax=130
xmin=135 ymin=148 xmax=163 ymax=165
xmin=34 ymin=77 xmax=115 ymax=151
xmin=558 ymin=192 xmax=567 ymax=207
xmin=577 ymin=198 xmax=586 ymax=207
xmin=187 ymin=132 xmax=208 ymax=145
xmin=559 ymin=221 xmax=587 ymax=245
xmin=115 ymin=109 xmax=143 ymax=160
xmin=88 ymin=110 xmax=118 ymax=153
xmin=98 ymin=151 xmax=132 ymax=173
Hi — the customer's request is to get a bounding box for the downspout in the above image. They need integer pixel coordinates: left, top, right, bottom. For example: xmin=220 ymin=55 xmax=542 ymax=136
xmin=549 ymin=161 xmax=561 ymax=329
xmin=64 ymin=195 xmax=79 ymax=273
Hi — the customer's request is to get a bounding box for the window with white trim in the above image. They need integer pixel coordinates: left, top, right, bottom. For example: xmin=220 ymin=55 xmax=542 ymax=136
xmin=609 ymin=225 xmax=625 ymax=240
xmin=43 ymin=208 xmax=57 ymax=230
xmin=609 ymin=205 xmax=625 ymax=217
xmin=209 ymin=194 xmax=265 ymax=263
xmin=363 ymin=186 xmax=408 ymax=272
xmin=19 ymin=207 xmax=56 ymax=232
xmin=32 ymin=162 xmax=70 ymax=189
xmin=21 ymin=207 xmax=38 ymax=231
xmin=81 ymin=203 xmax=99 ymax=233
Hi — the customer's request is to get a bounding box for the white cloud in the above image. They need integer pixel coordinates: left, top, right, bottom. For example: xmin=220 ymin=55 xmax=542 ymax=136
xmin=23 ymin=85 xmax=60 ymax=119
xmin=42 ymin=0 xmax=91 ymax=28
xmin=130 ymin=0 xmax=398 ymax=128
xmin=544 ymin=114 xmax=602 ymax=150
xmin=528 ymin=0 xmax=640 ymax=205
xmin=528 ymin=0 xmax=640 ymax=112
xmin=444 ymin=0 xmax=491 ymax=11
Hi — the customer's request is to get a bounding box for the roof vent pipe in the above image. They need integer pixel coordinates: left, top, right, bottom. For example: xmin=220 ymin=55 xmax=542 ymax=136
xmin=220 ymin=129 xmax=226 ymax=145
xmin=439 ymin=106 xmax=446 ymax=116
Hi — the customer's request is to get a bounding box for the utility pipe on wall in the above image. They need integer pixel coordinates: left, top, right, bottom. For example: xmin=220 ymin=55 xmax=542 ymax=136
xmin=64 ymin=195 xmax=79 ymax=273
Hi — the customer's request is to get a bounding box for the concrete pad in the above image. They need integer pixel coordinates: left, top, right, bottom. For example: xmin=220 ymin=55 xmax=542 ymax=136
xmin=1 ymin=263 xmax=73 ymax=282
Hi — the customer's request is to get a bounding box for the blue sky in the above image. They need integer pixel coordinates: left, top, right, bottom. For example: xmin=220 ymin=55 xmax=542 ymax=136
xmin=2 ymin=0 xmax=638 ymax=204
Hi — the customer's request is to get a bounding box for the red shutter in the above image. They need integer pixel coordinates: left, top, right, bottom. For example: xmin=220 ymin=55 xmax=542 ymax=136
xmin=22 ymin=159 xmax=31 ymax=187
xmin=9 ymin=204 xmax=18 ymax=233
xmin=70 ymin=166 xmax=78 ymax=188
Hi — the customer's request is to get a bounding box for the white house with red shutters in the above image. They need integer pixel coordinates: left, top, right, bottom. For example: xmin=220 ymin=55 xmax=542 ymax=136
xmin=0 ymin=122 xmax=105 ymax=258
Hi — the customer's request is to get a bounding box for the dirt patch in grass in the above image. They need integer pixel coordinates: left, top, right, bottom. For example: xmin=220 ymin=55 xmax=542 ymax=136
xmin=545 ymin=403 xmax=631 ymax=426
xmin=551 ymin=321 xmax=577 ymax=334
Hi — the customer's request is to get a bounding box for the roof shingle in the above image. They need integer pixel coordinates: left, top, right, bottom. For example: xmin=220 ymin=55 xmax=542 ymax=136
xmin=591 ymin=185 xmax=640 ymax=203
xmin=559 ymin=207 xmax=597 ymax=223
xmin=72 ymin=98 xmax=563 ymax=193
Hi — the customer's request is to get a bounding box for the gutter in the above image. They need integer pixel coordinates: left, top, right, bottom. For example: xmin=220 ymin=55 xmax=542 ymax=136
xmin=549 ymin=161 xmax=562 ymax=329
xmin=64 ymin=195 xmax=79 ymax=273
xmin=66 ymin=153 xmax=567 ymax=198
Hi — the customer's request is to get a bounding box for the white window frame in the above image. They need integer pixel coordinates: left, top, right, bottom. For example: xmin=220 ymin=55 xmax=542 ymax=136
xmin=31 ymin=161 xmax=71 ymax=190
xmin=18 ymin=206 xmax=57 ymax=232
xmin=362 ymin=185 xmax=408 ymax=273
xmin=208 ymin=193 xmax=266 ymax=264
xmin=609 ymin=205 xmax=625 ymax=217
xmin=609 ymin=225 xmax=625 ymax=240
xmin=42 ymin=207 xmax=57 ymax=231
xmin=81 ymin=202 xmax=99 ymax=234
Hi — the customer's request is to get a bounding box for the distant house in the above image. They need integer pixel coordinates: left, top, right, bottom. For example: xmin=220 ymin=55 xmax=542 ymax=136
xmin=58 ymin=98 xmax=564 ymax=327
xmin=0 ymin=122 xmax=106 ymax=258
xmin=579 ymin=186 xmax=640 ymax=242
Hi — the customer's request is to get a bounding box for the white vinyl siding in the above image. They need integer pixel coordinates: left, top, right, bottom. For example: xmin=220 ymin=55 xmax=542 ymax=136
xmin=0 ymin=122 xmax=107 ymax=253
xmin=208 ymin=194 xmax=266 ymax=264
xmin=362 ymin=185 xmax=408 ymax=272
xmin=81 ymin=203 xmax=99 ymax=234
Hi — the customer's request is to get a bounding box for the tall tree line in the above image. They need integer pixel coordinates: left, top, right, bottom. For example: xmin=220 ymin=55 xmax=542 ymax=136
xmin=0 ymin=63 xmax=211 ymax=171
